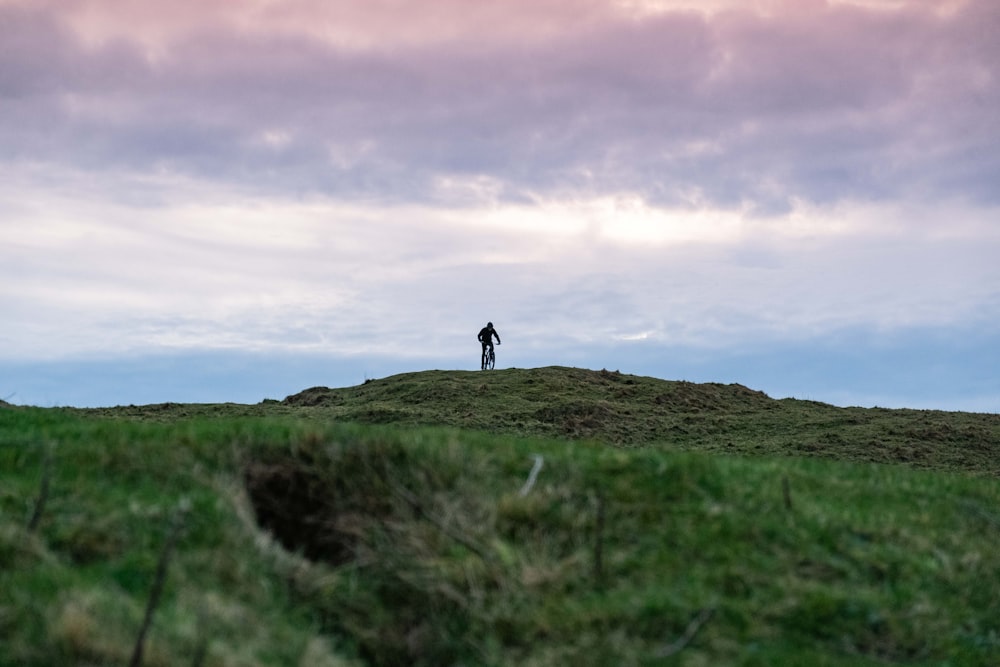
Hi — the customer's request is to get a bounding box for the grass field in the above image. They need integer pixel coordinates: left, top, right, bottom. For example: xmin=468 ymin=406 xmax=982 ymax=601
xmin=3 ymin=367 xmax=1000 ymax=665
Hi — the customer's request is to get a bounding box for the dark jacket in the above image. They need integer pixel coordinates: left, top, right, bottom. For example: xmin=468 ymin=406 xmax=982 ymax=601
xmin=478 ymin=326 xmax=500 ymax=345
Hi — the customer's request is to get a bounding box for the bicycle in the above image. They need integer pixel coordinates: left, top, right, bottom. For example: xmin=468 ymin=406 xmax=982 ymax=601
xmin=482 ymin=343 xmax=497 ymax=370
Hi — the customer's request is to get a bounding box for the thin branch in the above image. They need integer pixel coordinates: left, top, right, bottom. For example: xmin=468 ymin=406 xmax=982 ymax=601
xmin=129 ymin=503 xmax=188 ymax=667
xmin=593 ymin=490 xmax=606 ymax=586
xmin=191 ymin=605 xmax=209 ymax=667
xmin=655 ymin=608 xmax=715 ymax=658
xmin=519 ymin=455 xmax=544 ymax=496
xmin=27 ymin=442 xmax=53 ymax=533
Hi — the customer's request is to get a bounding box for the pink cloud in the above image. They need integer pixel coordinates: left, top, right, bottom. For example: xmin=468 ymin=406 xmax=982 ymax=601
xmin=39 ymin=0 xmax=979 ymax=51
xmin=1 ymin=0 xmax=996 ymax=208
xmin=42 ymin=0 xmax=617 ymax=51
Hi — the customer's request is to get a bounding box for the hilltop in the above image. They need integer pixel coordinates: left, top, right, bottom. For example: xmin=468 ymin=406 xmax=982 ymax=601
xmin=279 ymin=366 xmax=1000 ymax=477
xmin=284 ymin=366 xmax=775 ymax=440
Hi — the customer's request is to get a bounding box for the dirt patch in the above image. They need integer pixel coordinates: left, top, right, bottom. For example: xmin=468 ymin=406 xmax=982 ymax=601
xmin=244 ymin=443 xmax=397 ymax=566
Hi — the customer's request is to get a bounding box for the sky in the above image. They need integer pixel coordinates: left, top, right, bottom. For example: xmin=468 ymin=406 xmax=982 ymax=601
xmin=1 ymin=0 xmax=998 ymax=411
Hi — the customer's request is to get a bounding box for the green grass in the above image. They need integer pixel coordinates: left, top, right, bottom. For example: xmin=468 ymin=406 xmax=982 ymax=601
xmin=94 ymin=366 xmax=999 ymax=476
xmin=3 ymin=367 xmax=1000 ymax=665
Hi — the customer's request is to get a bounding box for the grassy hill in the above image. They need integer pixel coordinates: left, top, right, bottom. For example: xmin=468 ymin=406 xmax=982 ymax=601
xmin=278 ymin=367 xmax=1000 ymax=476
xmin=3 ymin=367 xmax=1000 ymax=665
xmin=91 ymin=366 xmax=1000 ymax=476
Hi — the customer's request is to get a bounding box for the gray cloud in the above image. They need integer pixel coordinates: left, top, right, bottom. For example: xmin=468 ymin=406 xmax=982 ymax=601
xmin=2 ymin=0 xmax=997 ymax=210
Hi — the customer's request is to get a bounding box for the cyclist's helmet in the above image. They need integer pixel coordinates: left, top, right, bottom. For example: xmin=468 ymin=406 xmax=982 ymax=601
xmin=487 ymin=322 xmax=493 ymax=328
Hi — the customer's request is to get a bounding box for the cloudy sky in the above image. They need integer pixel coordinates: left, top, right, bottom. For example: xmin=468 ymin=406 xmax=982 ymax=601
xmin=2 ymin=0 xmax=998 ymax=410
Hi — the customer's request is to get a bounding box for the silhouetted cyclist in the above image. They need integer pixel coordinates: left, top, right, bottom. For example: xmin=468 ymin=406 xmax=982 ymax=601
xmin=478 ymin=322 xmax=501 ymax=370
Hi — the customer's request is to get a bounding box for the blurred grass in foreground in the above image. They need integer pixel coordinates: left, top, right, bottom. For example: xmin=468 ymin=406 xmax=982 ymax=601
xmin=3 ymin=398 xmax=1000 ymax=665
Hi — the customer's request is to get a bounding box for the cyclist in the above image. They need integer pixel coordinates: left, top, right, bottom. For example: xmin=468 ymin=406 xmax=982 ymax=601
xmin=477 ymin=322 xmax=501 ymax=370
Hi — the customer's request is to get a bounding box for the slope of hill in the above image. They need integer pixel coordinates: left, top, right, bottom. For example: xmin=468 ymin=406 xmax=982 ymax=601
xmin=8 ymin=367 xmax=998 ymax=665
xmin=3 ymin=403 xmax=1000 ymax=666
